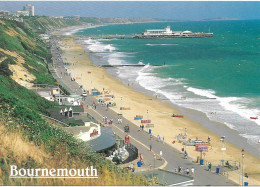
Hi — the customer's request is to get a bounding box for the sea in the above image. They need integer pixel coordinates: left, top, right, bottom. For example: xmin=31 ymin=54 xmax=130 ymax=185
xmin=74 ymin=20 xmax=260 ymax=151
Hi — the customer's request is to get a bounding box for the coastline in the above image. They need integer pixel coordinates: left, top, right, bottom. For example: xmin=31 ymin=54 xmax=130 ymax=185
xmin=56 ymin=25 xmax=260 ymax=185
xmin=77 ymin=25 xmax=260 ymax=158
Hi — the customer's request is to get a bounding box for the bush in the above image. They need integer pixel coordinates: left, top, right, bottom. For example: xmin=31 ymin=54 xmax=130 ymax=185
xmin=0 ymin=61 xmax=12 ymax=76
xmin=69 ymin=122 xmax=83 ymax=127
xmin=0 ymin=32 xmax=24 ymax=52
xmin=112 ymin=156 xmax=122 ymax=165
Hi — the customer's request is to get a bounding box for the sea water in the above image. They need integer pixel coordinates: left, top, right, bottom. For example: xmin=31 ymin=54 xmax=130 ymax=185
xmin=75 ymin=20 xmax=260 ymax=147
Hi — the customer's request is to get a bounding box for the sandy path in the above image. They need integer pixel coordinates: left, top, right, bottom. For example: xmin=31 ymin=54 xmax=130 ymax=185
xmin=59 ymin=37 xmax=260 ymax=185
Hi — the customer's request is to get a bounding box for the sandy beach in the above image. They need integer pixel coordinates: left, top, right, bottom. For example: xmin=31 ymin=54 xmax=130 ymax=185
xmin=57 ymin=30 xmax=260 ymax=185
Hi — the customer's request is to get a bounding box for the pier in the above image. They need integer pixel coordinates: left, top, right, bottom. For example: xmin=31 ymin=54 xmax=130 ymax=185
xmin=76 ymin=34 xmax=140 ymax=39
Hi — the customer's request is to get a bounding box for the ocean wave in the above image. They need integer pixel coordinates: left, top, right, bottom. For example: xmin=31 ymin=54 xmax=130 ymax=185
xmin=219 ymin=97 xmax=260 ymax=126
xmin=187 ymin=87 xmax=216 ymax=98
xmin=146 ymin=43 xmax=179 ymax=46
xmin=239 ymin=134 xmax=260 ymax=145
xmin=224 ymin=122 xmax=237 ymax=130
xmin=138 ymin=61 xmax=144 ymax=65
xmin=187 ymin=87 xmax=260 ymax=126
xmin=136 ymin=65 xmax=186 ymax=100
xmin=104 ymin=44 xmax=116 ymax=52
xmin=64 ymin=28 xmax=81 ymax=36
xmin=84 ymin=38 xmax=116 ymax=53
xmin=107 ymin=52 xmax=128 ymax=65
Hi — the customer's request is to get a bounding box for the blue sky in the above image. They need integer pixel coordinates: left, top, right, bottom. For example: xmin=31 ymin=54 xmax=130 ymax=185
xmin=1 ymin=1 xmax=260 ymax=20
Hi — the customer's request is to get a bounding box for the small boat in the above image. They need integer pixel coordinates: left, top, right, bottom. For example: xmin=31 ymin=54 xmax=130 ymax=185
xmin=250 ymin=116 xmax=258 ymax=120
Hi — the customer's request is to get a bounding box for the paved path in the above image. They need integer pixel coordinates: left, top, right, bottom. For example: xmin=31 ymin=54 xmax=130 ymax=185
xmin=49 ymin=36 xmax=237 ymax=186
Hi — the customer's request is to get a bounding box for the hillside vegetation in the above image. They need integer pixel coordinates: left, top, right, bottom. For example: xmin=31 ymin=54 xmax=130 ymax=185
xmin=79 ymin=17 xmax=158 ymax=24
xmin=24 ymin=16 xmax=83 ymax=32
xmin=23 ymin=16 xmax=159 ymax=32
xmin=0 ymin=18 xmax=150 ymax=185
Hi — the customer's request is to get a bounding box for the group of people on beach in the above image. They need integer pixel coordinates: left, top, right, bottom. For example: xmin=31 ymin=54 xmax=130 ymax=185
xmin=139 ymin=125 xmax=145 ymax=131
xmin=157 ymin=135 xmax=165 ymax=144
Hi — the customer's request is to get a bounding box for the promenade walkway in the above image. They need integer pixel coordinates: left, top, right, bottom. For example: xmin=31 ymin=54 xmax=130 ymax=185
xmin=49 ymin=36 xmax=237 ymax=186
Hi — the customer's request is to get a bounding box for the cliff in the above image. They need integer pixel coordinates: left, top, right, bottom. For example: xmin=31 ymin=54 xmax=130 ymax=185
xmin=0 ymin=18 xmax=149 ymax=185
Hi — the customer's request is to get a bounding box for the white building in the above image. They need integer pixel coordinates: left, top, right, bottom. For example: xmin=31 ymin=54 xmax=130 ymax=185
xmin=143 ymin=26 xmax=173 ymax=36
xmin=0 ymin=10 xmax=9 ymax=17
xmin=142 ymin=26 xmax=196 ymax=37
xmin=24 ymin=4 xmax=34 ymax=16
xmin=55 ymin=95 xmax=82 ymax=106
xmin=38 ymin=91 xmax=54 ymax=101
xmin=13 ymin=10 xmax=29 ymax=17
xmin=64 ymin=122 xmax=101 ymax=142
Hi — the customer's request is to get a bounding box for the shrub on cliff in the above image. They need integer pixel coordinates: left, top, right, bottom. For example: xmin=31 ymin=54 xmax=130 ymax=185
xmin=0 ymin=61 xmax=13 ymax=77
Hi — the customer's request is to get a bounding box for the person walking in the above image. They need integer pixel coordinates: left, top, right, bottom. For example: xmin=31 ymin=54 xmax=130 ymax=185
xmin=178 ymin=166 xmax=181 ymax=173
xmin=207 ymin=136 xmax=211 ymax=143
xmin=184 ymin=150 xmax=188 ymax=159
xmin=186 ymin=168 xmax=190 ymax=175
xmin=130 ymin=163 xmax=133 ymax=172
xmin=149 ymin=144 xmax=152 ymax=151
xmin=191 ymin=167 xmax=195 ymax=175
xmin=162 ymin=136 xmax=165 ymax=144
xmin=208 ymin=162 xmax=212 ymax=171
xmin=159 ymin=151 xmax=162 ymax=160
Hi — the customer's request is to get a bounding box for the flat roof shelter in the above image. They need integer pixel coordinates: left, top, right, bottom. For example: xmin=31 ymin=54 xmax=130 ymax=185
xmin=55 ymin=95 xmax=82 ymax=106
xmin=47 ymin=106 xmax=84 ymax=125
xmin=85 ymin=128 xmax=116 ymax=152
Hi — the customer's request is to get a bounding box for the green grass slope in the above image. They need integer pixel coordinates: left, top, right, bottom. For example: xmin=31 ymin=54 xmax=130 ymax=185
xmin=0 ymin=18 xmax=150 ymax=186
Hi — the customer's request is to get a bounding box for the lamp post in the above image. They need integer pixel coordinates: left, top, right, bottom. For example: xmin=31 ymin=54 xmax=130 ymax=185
xmin=242 ymin=153 xmax=244 ymax=186
xmin=153 ymin=153 xmax=156 ymax=169
xmin=81 ymin=73 xmax=83 ymax=89
xmin=220 ymin=136 xmax=226 ymax=175
xmin=153 ymin=153 xmax=156 ymax=179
